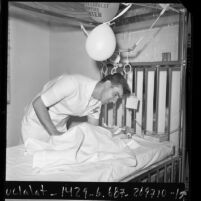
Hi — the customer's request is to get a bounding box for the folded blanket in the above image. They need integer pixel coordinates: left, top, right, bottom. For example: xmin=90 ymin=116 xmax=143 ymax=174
xmin=24 ymin=123 xmax=139 ymax=172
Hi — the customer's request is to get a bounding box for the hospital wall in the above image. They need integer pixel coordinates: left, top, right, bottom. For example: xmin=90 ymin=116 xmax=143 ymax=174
xmin=6 ymin=17 xmax=50 ymax=147
xmin=49 ymin=28 xmax=101 ymax=80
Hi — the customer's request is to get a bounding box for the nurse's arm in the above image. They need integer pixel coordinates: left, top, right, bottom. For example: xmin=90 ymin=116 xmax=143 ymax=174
xmin=32 ymin=96 xmax=64 ymax=136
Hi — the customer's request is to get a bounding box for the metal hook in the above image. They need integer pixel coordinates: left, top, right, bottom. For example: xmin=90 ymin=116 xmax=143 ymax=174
xmin=114 ymin=51 xmax=121 ymax=64
xmin=111 ymin=51 xmax=122 ymax=75
xmin=123 ymin=52 xmax=132 ymax=75
xmin=123 ymin=63 xmax=132 ymax=74
xmin=111 ymin=63 xmax=118 ymax=75
xmin=100 ymin=62 xmax=108 ymax=77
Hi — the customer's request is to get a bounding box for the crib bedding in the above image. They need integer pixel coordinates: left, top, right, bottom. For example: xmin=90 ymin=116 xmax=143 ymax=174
xmin=6 ymin=134 xmax=174 ymax=182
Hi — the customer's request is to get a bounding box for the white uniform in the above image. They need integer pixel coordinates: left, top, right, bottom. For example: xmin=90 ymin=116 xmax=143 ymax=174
xmin=21 ymin=74 xmax=102 ymax=143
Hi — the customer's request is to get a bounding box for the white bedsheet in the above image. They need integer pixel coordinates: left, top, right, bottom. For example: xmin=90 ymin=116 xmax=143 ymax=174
xmin=6 ymin=124 xmax=174 ymax=182
xmin=25 ymin=123 xmax=138 ymax=172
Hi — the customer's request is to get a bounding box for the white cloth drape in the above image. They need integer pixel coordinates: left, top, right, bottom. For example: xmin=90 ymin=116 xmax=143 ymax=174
xmin=24 ymin=123 xmax=139 ymax=173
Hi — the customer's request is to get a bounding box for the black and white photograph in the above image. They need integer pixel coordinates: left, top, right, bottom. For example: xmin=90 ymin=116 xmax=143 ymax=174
xmin=1 ymin=1 xmax=192 ymax=200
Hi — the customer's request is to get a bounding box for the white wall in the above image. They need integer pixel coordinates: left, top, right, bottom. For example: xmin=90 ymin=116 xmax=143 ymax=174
xmin=6 ymin=17 xmax=50 ymax=147
xmin=49 ymin=28 xmax=100 ymax=80
xmin=116 ymin=24 xmax=179 ymax=62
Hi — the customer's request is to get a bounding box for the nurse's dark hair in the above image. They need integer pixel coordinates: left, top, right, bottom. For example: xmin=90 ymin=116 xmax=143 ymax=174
xmin=100 ymin=73 xmax=131 ymax=96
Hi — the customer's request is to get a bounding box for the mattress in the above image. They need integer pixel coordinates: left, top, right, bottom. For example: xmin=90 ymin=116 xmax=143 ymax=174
xmin=6 ymin=135 xmax=174 ymax=182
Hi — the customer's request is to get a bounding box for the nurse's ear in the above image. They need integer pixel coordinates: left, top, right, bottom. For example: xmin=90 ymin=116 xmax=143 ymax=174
xmin=103 ymin=80 xmax=112 ymax=89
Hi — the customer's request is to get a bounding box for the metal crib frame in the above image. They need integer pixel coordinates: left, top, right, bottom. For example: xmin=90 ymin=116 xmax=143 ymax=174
xmin=120 ymin=155 xmax=181 ymax=182
xmin=100 ymin=9 xmax=188 ymax=183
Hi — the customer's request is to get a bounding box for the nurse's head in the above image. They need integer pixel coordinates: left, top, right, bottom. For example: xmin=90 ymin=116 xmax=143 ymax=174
xmin=98 ymin=73 xmax=131 ymax=104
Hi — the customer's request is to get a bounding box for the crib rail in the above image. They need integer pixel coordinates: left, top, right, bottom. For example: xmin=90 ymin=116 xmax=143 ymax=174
xmin=99 ymin=9 xmax=187 ymax=184
xmin=100 ymin=62 xmax=185 ymax=182
xmin=120 ymin=155 xmax=181 ymax=182
xmin=101 ymin=63 xmax=182 ymax=143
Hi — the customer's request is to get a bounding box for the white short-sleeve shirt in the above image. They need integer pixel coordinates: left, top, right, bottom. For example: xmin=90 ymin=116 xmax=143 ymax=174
xmin=22 ymin=74 xmax=101 ymax=142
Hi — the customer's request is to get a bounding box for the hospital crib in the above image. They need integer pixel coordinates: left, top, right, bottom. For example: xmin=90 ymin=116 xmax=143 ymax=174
xmin=99 ymin=9 xmax=188 ymax=183
xmin=100 ymin=61 xmax=186 ymax=183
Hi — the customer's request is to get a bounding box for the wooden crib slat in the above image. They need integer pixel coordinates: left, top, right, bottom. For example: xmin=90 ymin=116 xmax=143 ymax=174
xmin=104 ymin=104 xmax=108 ymax=125
xmin=122 ymin=97 xmax=126 ymax=128
xmin=113 ymin=102 xmax=117 ymax=126
xmin=142 ymin=68 xmax=148 ymax=134
xmin=132 ymin=67 xmax=137 ymax=133
xmin=146 ymin=69 xmax=155 ymax=133
xmin=117 ymin=99 xmax=122 ymax=127
xmin=121 ymin=73 xmax=128 ymax=128
xmin=166 ymin=68 xmax=172 ymax=140
xmin=136 ymin=70 xmax=143 ymax=135
xmin=170 ymin=70 xmax=181 ymax=154
xmin=130 ymin=68 xmax=135 ymax=130
xmin=158 ymin=69 xmax=167 ymax=133
xmin=126 ymin=71 xmax=134 ymax=128
xmin=153 ymin=66 xmax=160 ymax=134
